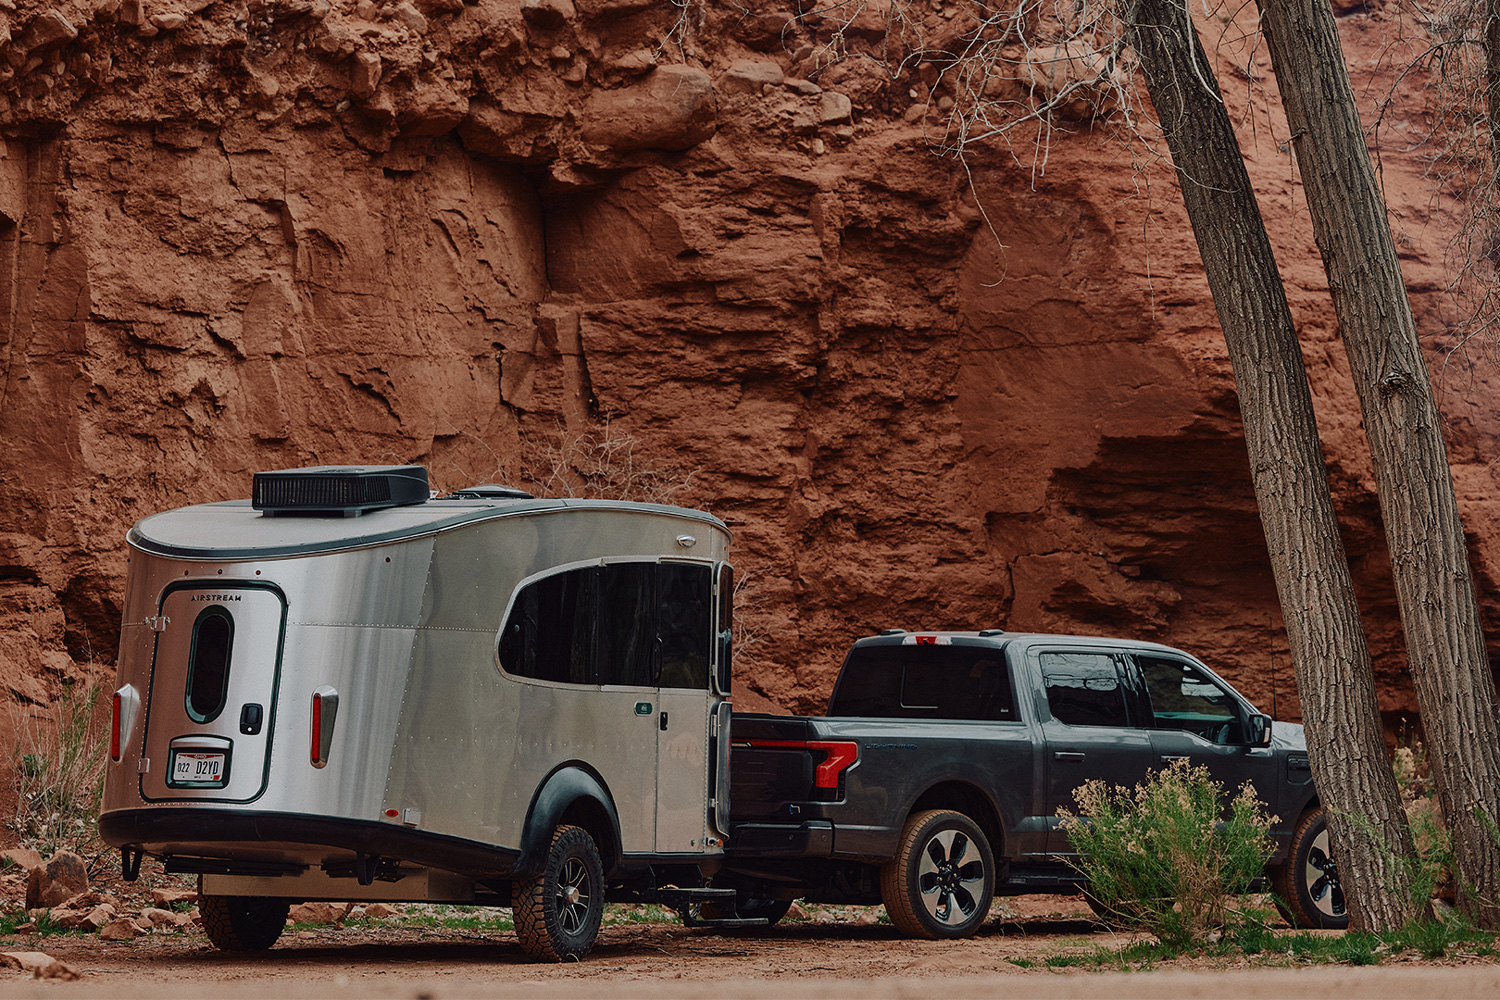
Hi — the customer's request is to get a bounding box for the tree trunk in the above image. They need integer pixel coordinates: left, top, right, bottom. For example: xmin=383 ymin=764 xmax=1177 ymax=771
xmin=1487 ymin=0 xmax=1500 ymax=180
xmin=1258 ymin=0 xmax=1500 ymax=927
xmin=1122 ymin=0 xmax=1416 ymax=930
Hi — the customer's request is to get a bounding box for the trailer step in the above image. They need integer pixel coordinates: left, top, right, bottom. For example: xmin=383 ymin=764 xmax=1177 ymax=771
xmin=655 ymin=888 xmax=772 ymax=928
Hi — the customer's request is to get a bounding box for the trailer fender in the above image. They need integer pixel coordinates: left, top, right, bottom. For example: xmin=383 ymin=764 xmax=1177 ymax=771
xmin=518 ymin=765 xmax=622 ymax=878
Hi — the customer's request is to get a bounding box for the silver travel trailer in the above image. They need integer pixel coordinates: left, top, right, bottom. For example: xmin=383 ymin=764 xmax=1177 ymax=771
xmin=100 ymin=465 xmax=739 ymax=960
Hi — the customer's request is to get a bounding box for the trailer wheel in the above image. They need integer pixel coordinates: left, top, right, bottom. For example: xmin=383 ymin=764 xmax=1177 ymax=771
xmin=880 ymin=809 xmax=995 ymax=939
xmin=199 ymin=895 xmax=290 ymax=951
xmin=1270 ymin=806 xmax=1348 ymax=929
xmin=514 ymin=825 xmax=605 ymax=961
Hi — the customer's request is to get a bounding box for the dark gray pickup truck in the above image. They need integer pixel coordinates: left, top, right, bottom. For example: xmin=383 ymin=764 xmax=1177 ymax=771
xmin=714 ymin=630 xmax=1342 ymax=938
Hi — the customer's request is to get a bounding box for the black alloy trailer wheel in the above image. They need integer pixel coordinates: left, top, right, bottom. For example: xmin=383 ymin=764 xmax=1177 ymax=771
xmin=514 ymin=824 xmax=605 ymax=961
xmin=1271 ymin=806 xmax=1349 ymax=929
xmin=199 ymin=894 xmax=291 ymax=951
xmin=880 ymin=808 xmax=995 ymax=939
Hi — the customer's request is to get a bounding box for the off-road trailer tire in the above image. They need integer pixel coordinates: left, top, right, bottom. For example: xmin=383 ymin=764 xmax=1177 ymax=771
xmin=513 ymin=824 xmax=605 ymax=961
xmin=200 ymin=895 xmax=291 ymax=951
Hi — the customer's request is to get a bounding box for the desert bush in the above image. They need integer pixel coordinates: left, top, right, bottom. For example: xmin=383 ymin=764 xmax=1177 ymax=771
xmin=10 ymin=682 xmax=108 ymax=856
xmin=1059 ymin=758 xmax=1274 ymax=948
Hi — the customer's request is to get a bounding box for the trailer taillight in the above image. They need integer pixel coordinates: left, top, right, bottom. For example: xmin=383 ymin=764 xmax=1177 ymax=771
xmin=110 ymin=685 xmax=139 ymax=764
xmin=110 ymin=692 xmax=122 ymax=762
xmin=311 ymin=686 xmax=340 ymax=768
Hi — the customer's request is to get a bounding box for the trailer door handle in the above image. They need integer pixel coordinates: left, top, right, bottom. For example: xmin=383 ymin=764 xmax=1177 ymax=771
xmin=660 ymin=711 xmax=669 ymax=732
xmin=1053 ymin=751 xmax=1085 ymax=762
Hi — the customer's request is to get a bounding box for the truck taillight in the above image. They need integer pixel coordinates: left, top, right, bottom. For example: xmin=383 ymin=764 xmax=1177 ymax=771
xmin=110 ymin=692 xmax=122 ymax=762
xmin=311 ymin=686 xmax=340 ymax=768
xmin=745 ymin=739 xmax=859 ymax=789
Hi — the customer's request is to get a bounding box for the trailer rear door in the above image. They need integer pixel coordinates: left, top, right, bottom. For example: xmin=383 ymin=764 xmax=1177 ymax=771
xmin=139 ymin=582 xmax=287 ymax=803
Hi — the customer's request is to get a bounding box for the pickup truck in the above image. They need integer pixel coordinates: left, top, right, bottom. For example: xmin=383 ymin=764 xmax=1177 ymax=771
xmin=713 ymin=630 xmax=1342 ymax=937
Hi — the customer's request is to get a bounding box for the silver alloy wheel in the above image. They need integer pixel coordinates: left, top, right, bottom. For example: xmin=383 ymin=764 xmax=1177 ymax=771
xmin=916 ymin=827 xmax=986 ymax=926
xmin=557 ymin=857 xmax=592 ymax=934
xmin=1303 ymin=827 xmax=1345 ymax=921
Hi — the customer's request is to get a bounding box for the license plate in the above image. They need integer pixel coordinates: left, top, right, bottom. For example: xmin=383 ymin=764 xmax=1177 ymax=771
xmin=172 ymin=751 xmax=226 ymax=785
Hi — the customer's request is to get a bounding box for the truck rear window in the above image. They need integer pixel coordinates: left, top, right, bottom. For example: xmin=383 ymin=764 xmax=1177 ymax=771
xmin=828 ymin=646 xmax=1016 ymax=721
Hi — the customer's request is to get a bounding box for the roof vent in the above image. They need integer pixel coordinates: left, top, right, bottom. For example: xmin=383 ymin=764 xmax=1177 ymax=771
xmin=447 ymin=484 xmax=536 ymax=500
xmin=252 ymin=465 xmax=430 ymax=516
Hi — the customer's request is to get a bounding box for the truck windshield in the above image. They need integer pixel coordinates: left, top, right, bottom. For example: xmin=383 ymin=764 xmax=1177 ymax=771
xmin=829 ymin=645 xmax=1016 ymax=721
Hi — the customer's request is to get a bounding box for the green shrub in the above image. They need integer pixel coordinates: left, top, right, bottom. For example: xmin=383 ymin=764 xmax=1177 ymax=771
xmin=1059 ymin=758 xmax=1274 ymax=949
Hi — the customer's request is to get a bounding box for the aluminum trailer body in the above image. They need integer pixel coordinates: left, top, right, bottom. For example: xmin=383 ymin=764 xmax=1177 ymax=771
xmin=100 ymin=465 xmax=736 ymax=959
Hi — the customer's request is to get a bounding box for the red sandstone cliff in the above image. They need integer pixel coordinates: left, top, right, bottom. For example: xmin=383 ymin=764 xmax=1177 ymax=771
xmin=1 ymin=0 xmax=1497 ymax=725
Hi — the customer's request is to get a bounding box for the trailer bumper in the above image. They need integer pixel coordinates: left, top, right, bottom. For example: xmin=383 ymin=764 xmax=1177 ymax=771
xmin=98 ymin=808 xmax=522 ymax=880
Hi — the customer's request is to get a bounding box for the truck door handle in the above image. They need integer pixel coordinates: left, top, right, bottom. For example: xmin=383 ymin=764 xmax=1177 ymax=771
xmin=1053 ymin=751 xmax=1085 ymax=762
xmin=1161 ymin=755 xmax=1190 ymax=763
xmin=660 ymin=711 xmax=669 ymax=731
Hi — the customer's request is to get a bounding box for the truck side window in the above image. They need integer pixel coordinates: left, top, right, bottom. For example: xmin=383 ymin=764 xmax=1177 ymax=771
xmin=1040 ymin=651 xmax=1129 ymax=728
xmin=598 ymin=563 xmax=656 ymax=687
xmin=828 ymin=647 xmax=1016 ymax=721
xmin=1137 ymin=655 xmax=1239 ymax=743
xmin=498 ymin=568 xmax=596 ymax=684
xmin=658 ymin=563 xmax=711 ymax=689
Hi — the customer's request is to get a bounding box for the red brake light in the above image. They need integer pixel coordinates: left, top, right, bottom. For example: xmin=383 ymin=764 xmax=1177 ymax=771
xmin=744 ymin=739 xmax=860 ymax=789
xmin=808 ymin=741 xmax=859 ymax=788
xmin=311 ymin=692 xmax=323 ymax=766
xmin=110 ymin=692 xmax=122 ymax=762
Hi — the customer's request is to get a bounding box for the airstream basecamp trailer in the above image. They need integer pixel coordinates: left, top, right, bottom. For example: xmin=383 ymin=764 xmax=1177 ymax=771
xmin=100 ymin=465 xmax=740 ymax=960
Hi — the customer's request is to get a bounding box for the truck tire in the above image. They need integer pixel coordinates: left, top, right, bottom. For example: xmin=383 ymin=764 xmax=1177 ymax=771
xmin=514 ymin=825 xmax=605 ymax=961
xmin=199 ymin=895 xmax=290 ymax=951
xmin=880 ymin=809 xmax=995 ymax=939
xmin=1270 ymin=806 xmax=1348 ymax=929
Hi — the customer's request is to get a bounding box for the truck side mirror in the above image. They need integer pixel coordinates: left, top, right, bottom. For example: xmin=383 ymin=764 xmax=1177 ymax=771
xmin=1246 ymin=713 xmax=1272 ymax=747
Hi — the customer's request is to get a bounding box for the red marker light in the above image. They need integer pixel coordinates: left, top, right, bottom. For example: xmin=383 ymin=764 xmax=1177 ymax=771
xmin=384 ymin=809 xmax=400 ymax=818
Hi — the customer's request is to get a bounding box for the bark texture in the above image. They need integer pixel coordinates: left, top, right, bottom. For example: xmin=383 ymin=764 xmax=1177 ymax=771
xmin=1124 ymin=0 xmax=1415 ymax=931
xmin=1258 ymin=0 xmax=1500 ymax=927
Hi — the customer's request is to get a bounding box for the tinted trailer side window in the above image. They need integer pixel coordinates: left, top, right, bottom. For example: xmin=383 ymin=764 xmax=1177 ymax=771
xmin=499 ymin=562 xmax=712 ymax=690
xmin=828 ymin=646 xmax=1017 ymax=720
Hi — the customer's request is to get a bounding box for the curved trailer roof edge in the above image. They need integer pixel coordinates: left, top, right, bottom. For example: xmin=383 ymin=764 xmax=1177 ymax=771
xmin=127 ymin=497 xmax=732 ymax=562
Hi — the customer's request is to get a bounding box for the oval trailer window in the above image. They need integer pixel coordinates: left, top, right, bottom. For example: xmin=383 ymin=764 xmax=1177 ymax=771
xmin=186 ymin=606 xmax=234 ymax=723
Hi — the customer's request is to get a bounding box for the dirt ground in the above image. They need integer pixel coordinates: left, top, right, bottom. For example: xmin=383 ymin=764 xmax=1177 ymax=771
xmin=3 ymin=888 xmax=1499 ymax=999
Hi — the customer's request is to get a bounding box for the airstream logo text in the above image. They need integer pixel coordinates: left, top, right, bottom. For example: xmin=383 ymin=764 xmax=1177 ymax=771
xmin=190 ymin=594 xmax=243 ymax=602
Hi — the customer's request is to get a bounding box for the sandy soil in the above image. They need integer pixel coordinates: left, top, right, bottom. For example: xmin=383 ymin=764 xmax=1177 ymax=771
xmin=2 ymin=891 xmax=1498 ymax=999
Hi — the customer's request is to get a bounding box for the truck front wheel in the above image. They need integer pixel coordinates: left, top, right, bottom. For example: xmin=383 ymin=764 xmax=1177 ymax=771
xmin=199 ymin=895 xmax=290 ymax=951
xmin=514 ymin=825 xmax=605 ymax=961
xmin=880 ymin=809 xmax=995 ymax=939
xmin=1270 ymin=806 xmax=1348 ymax=929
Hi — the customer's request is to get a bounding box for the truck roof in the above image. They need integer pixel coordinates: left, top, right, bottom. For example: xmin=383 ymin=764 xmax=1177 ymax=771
xmin=851 ymin=630 xmax=1200 ymax=659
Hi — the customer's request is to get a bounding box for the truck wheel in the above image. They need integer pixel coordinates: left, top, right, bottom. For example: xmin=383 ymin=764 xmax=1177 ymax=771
xmin=1270 ymin=806 xmax=1348 ymax=929
xmin=880 ymin=809 xmax=995 ymax=939
xmin=514 ymin=825 xmax=605 ymax=961
xmin=199 ymin=895 xmax=290 ymax=951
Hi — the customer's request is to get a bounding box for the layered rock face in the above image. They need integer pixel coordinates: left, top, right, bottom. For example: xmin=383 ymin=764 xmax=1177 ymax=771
xmin=1 ymin=0 xmax=1497 ymax=722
